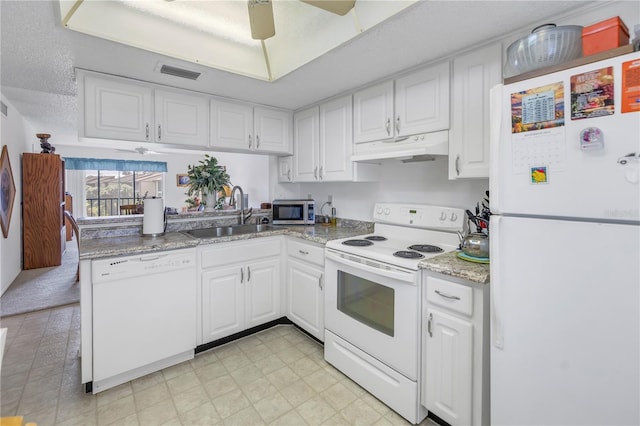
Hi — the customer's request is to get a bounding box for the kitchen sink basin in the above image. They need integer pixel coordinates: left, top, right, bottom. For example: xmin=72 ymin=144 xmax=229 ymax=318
xmin=183 ymin=224 xmax=278 ymax=239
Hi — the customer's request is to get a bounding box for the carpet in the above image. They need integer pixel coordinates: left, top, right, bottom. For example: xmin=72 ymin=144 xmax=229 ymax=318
xmin=0 ymin=238 xmax=79 ymax=317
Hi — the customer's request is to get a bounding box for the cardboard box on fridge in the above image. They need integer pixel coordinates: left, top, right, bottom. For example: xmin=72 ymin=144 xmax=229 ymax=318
xmin=582 ymin=16 xmax=630 ymax=56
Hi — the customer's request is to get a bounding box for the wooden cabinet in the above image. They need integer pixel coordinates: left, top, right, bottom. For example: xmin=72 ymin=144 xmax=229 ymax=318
xmin=79 ymin=70 xmax=209 ymax=147
xmin=293 ymin=96 xmax=377 ymax=182
xmin=211 ymin=99 xmax=291 ymax=154
xmin=65 ymin=193 xmax=73 ymax=241
xmin=449 ymin=42 xmax=502 ymax=179
xmin=422 ymin=273 xmax=490 ymax=426
xmin=22 ymin=153 xmax=65 ymax=269
xmin=354 ymin=62 xmax=450 ymax=145
xmin=200 ymin=237 xmax=282 ymax=344
xmin=286 ymin=239 xmax=325 ymax=341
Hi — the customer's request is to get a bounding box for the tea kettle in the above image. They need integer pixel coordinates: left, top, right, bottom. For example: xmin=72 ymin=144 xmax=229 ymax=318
xmin=458 ymin=231 xmax=490 ymax=258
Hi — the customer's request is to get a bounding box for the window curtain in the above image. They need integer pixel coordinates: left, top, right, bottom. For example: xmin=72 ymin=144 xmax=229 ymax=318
xmin=63 ymin=157 xmax=168 ymax=172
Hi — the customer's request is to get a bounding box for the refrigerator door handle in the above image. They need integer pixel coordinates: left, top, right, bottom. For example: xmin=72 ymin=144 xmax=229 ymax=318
xmin=489 ymin=84 xmax=503 ymax=214
xmin=491 ymin=214 xmax=504 ymax=349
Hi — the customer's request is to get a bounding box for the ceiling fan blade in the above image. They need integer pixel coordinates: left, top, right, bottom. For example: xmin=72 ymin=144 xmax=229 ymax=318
xmin=300 ymin=0 xmax=356 ymax=16
xmin=248 ymin=0 xmax=275 ymax=40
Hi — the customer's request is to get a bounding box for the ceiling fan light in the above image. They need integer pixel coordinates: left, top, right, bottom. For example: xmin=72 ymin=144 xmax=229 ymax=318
xmin=248 ymin=0 xmax=275 ymax=40
xmin=301 ymin=0 xmax=356 ymax=16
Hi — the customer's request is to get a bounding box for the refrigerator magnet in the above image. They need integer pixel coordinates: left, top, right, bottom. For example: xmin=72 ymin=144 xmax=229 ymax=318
xmin=570 ymin=67 xmax=614 ymax=120
xmin=530 ymin=166 xmax=548 ymax=184
xmin=621 ymin=59 xmax=640 ymax=114
xmin=579 ymin=127 xmax=604 ymax=150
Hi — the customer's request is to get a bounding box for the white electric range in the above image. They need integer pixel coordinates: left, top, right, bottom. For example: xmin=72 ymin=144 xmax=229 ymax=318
xmin=324 ymin=203 xmax=464 ymax=424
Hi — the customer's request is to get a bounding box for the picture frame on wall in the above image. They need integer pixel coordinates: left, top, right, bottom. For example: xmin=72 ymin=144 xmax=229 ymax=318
xmin=0 ymin=145 xmax=17 ymax=238
xmin=176 ymin=174 xmax=190 ymax=187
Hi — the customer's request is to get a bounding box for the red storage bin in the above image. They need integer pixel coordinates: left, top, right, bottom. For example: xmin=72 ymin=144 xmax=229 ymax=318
xmin=582 ymin=16 xmax=630 ymax=56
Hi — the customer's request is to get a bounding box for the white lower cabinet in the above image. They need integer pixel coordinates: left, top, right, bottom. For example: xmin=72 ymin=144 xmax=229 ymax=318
xmin=422 ymin=272 xmax=489 ymax=426
xmin=286 ymin=239 xmax=325 ymax=341
xmin=424 ymin=307 xmax=473 ymax=425
xmin=200 ymin=238 xmax=282 ymax=344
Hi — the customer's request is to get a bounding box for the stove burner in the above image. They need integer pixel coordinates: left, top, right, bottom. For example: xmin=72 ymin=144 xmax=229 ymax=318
xmin=342 ymin=239 xmax=374 ymax=247
xmin=408 ymin=244 xmax=443 ymax=253
xmin=393 ymin=250 xmax=425 ymax=259
xmin=365 ymin=236 xmax=387 ymax=241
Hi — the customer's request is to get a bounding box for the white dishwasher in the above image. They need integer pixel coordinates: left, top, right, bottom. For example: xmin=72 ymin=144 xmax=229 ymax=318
xmin=91 ymin=248 xmax=196 ymax=393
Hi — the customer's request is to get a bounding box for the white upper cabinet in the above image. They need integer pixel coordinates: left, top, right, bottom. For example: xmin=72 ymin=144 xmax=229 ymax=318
xmin=254 ymin=107 xmax=291 ymax=153
xmin=294 ymin=95 xmax=377 ymax=183
xmin=293 ymin=106 xmax=320 ymax=182
xmin=80 ymin=70 xmax=209 ymax=147
xmin=319 ymin=96 xmax=355 ymax=181
xmin=81 ymin=72 xmax=153 ymax=143
xmin=278 ymin=156 xmax=294 ymax=183
xmin=449 ymin=42 xmax=502 ymax=179
xmin=353 ymin=81 xmax=394 ymax=143
xmin=211 ymin=99 xmax=291 ymax=155
xmin=154 ymin=88 xmax=209 ymax=147
xmin=395 ymin=62 xmax=450 ymax=137
xmin=210 ymin=99 xmax=253 ymax=150
xmin=353 ymin=61 xmax=450 ymax=144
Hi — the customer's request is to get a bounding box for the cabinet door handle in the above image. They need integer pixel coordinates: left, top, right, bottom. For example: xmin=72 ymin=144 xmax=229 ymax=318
xmin=247 ymin=266 xmax=251 ymax=282
xmin=427 ymin=313 xmax=433 ymax=337
xmin=256 ymin=134 xmax=260 ymax=148
xmin=435 ymin=289 xmax=461 ymax=300
xmin=386 ymin=118 xmax=391 ymax=136
xmin=319 ymin=166 xmax=323 ymax=180
xmin=314 ymin=167 xmax=318 ymax=180
xmin=158 ymin=124 xmax=162 ymax=141
xmin=319 ymin=273 xmax=323 ymax=290
xmin=145 ymin=123 xmax=150 ymax=140
xmin=287 ymin=169 xmax=291 ymax=181
xmin=241 ymin=267 xmax=244 ymax=283
xmin=248 ymin=135 xmax=252 ymax=149
xmin=395 ymin=116 xmax=400 ymax=134
xmin=455 ymin=154 xmax=461 ymax=176
xmin=298 ymin=250 xmax=309 ymax=255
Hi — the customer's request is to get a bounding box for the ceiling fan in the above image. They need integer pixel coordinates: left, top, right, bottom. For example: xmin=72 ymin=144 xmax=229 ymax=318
xmin=115 ymin=146 xmax=162 ymax=155
xmin=248 ymin=0 xmax=356 ymax=40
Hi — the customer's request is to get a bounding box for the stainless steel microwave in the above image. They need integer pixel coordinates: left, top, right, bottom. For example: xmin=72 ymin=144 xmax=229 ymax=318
xmin=272 ymin=199 xmax=315 ymax=225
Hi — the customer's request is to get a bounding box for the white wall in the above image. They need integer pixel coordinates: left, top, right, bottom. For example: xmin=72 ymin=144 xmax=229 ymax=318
xmin=0 ymin=96 xmax=36 ymax=296
xmin=271 ymin=157 xmax=488 ymax=221
xmin=55 ymin=145 xmax=271 ymax=217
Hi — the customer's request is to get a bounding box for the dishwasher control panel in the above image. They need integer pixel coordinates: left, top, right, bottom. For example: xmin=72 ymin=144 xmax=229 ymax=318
xmin=92 ymin=248 xmax=196 ymax=284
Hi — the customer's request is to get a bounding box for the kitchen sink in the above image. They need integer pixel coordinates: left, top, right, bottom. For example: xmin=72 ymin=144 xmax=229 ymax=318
xmin=182 ymin=224 xmax=278 ymax=239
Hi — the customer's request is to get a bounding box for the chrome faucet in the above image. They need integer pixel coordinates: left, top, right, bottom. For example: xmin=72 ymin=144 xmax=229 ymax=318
xmin=230 ymin=185 xmax=251 ymax=224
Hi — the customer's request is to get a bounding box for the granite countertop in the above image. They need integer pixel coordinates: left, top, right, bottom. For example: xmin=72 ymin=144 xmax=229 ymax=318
xmin=419 ymin=251 xmax=490 ymax=285
xmin=78 ymin=223 xmax=370 ymax=260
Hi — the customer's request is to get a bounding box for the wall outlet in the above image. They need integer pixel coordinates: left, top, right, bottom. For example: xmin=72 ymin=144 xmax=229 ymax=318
xmin=328 ymin=195 xmax=333 ymax=204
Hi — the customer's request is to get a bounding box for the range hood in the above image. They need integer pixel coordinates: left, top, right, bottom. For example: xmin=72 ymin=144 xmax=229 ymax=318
xmin=351 ymin=130 xmax=449 ymax=162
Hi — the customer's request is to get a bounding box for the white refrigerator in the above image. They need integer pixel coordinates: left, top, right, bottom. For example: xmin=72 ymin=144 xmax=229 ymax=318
xmin=490 ymin=51 xmax=640 ymax=425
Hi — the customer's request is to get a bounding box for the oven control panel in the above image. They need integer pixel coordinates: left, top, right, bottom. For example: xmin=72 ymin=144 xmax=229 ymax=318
xmin=373 ymin=203 xmax=465 ymax=231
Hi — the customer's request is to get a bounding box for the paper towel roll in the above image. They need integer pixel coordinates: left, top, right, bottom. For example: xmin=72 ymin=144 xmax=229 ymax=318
xmin=143 ymin=198 xmax=166 ymax=236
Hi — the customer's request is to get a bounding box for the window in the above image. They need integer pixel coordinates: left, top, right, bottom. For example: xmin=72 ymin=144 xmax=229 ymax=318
xmin=64 ymin=157 xmax=168 ymax=217
xmin=85 ymin=170 xmax=164 ymax=216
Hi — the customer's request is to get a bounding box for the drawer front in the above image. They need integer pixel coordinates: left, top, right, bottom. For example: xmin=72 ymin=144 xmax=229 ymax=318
xmin=287 ymin=239 xmax=324 ymax=266
xmin=201 ymin=238 xmax=281 ymax=269
xmin=426 ymin=275 xmax=473 ymax=316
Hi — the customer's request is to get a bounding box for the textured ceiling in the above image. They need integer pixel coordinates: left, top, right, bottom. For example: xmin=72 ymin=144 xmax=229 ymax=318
xmin=0 ymin=0 xmax=614 ymax=147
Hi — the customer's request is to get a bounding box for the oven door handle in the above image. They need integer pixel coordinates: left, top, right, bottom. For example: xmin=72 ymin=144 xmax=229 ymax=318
xmin=325 ymin=250 xmax=416 ymax=283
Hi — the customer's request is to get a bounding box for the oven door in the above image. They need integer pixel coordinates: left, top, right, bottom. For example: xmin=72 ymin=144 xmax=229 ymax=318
xmin=324 ymin=248 xmax=420 ymax=380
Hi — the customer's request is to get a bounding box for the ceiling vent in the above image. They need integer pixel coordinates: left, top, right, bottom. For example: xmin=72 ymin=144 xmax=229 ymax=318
xmin=159 ymin=64 xmax=201 ymax=80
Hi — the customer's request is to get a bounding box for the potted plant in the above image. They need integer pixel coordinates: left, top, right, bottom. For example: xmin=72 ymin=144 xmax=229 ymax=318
xmin=185 ymin=154 xmax=231 ymax=210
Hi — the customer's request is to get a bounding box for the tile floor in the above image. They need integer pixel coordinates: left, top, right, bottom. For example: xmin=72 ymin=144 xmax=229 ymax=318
xmin=0 ymin=304 xmax=439 ymax=426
